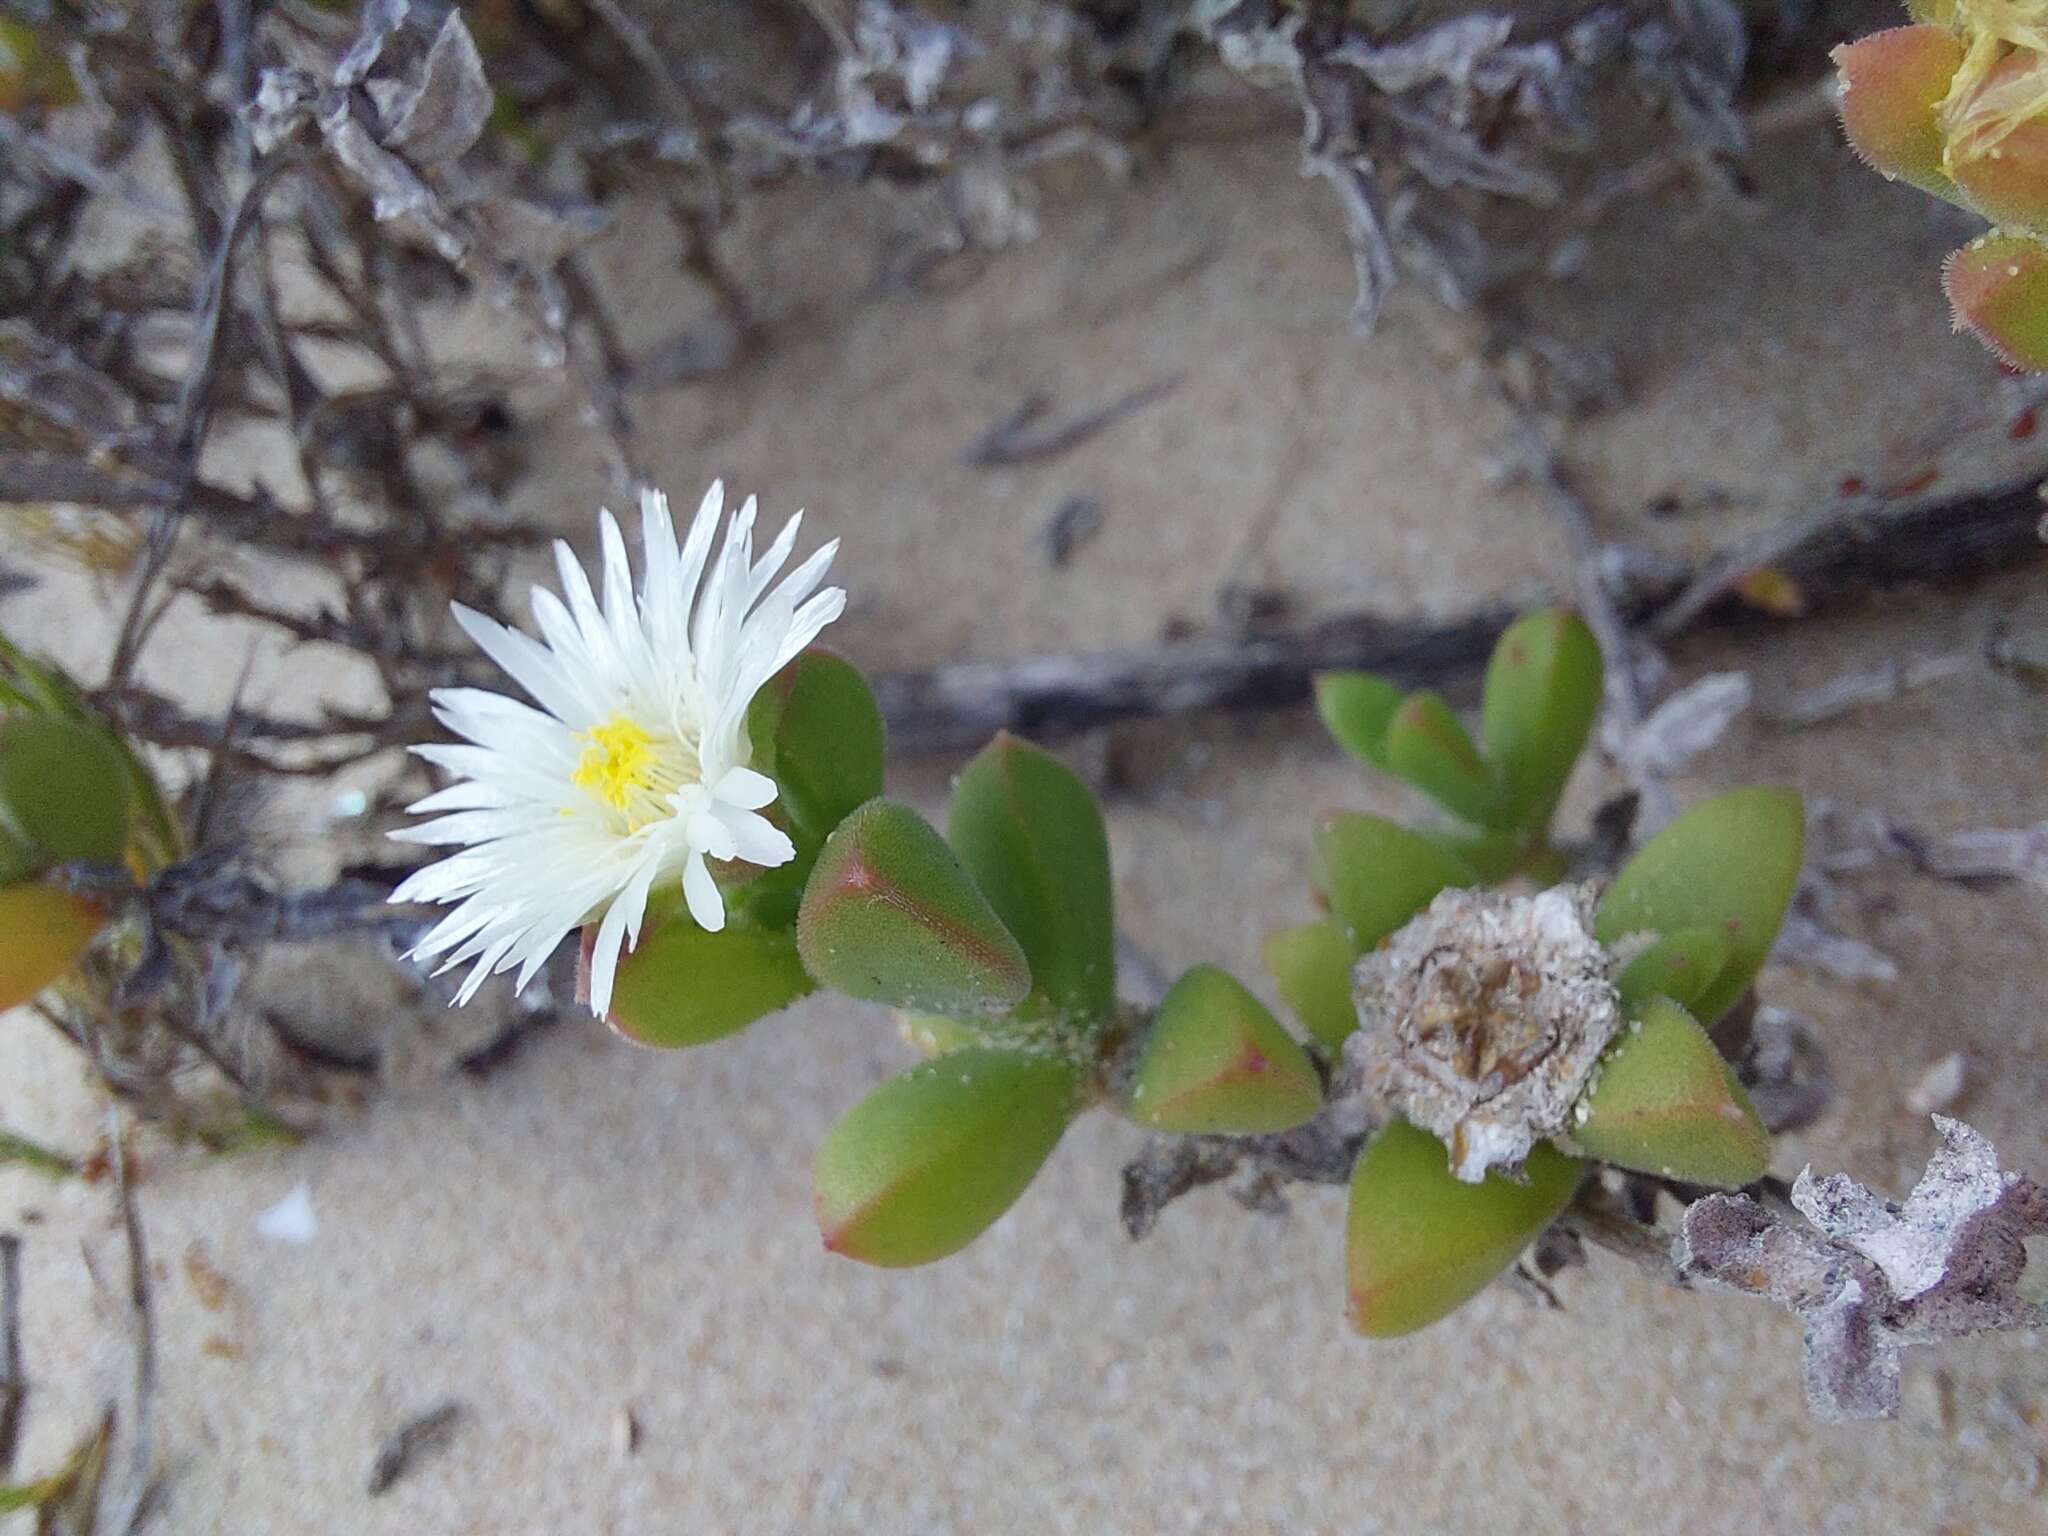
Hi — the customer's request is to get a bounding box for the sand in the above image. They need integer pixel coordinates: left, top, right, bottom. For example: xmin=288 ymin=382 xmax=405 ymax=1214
xmin=2 ymin=96 xmax=2045 ymax=1534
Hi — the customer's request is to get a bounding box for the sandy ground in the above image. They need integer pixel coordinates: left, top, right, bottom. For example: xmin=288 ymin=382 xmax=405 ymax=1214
xmin=3 ymin=89 xmax=2046 ymax=1535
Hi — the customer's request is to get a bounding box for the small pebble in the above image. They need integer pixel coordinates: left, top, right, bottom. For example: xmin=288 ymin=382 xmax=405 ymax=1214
xmin=1907 ymin=1053 xmax=1967 ymax=1116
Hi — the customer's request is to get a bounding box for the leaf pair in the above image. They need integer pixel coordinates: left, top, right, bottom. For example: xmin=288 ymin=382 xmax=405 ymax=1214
xmin=605 ymin=650 xmax=882 ymax=1048
xmin=802 ymin=733 xmax=1118 ymax=1267
xmin=1315 ymin=609 xmax=1602 ymax=856
xmin=794 ymin=731 xmax=1115 ymax=1030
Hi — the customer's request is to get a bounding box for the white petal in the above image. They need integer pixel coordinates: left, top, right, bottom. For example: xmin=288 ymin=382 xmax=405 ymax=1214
xmin=450 ymin=604 xmax=592 ymax=727
xmin=724 ymin=809 xmax=795 ymax=869
xmin=713 ymin=766 xmax=778 ymax=810
xmin=688 ymin=811 xmax=737 ymax=862
xmin=683 ymin=853 xmax=725 ymax=932
xmin=745 ymin=511 xmax=802 ymax=607
xmin=405 ymin=778 xmax=512 ymax=816
xmin=584 ymin=896 xmax=631 ymax=1020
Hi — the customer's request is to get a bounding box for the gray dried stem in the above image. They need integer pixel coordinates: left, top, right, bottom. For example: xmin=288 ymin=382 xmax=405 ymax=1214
xmin=873 ymin=463 xmax=2048 ymax=752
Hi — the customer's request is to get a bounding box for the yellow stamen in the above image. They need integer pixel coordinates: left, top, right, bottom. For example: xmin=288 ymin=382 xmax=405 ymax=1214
xmin=573 ymin=716 xmax=659 ymax=816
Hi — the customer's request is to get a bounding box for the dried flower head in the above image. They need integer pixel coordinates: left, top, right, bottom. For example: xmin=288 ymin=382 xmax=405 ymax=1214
xmin=1345 ymin=883 xmax=1621 ymax=1183
xmin=391 ymin=483 xmax=845 ymax=1016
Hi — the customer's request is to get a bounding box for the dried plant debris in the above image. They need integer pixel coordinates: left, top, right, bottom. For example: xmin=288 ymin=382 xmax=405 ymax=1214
xmin=1677 ymin=1118 xmax=2048 ymax=1421
xmin=1191 ymin=1 xmax=1755 ymax=329
xmin=1762 ymin=652 xmax=1970 ymax=728
xmin=1615 ymin=670 xmax=1751 ymax=781
xmin=1348 ymin=883 xmax=1620 ymax=1182
xmin=247 ymin=6 xmax=605 ymax=301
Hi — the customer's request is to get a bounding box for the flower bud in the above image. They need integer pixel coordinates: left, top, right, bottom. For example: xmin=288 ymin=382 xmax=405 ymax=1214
xmin=1566 ymin=996 xmax=1770 ymax=1190
xmin=814 ymin=1046 xmax=1082 ymax=1266
xmin=1346 ymin=1120 xmax=1583 ymax=1338
xmin=1121 ymin=965 xmax=1322 ymax=1134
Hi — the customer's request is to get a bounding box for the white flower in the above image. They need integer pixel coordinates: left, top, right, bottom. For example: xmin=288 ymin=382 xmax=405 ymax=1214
xmin=391 ymin=483 xmax=846 ymax=1016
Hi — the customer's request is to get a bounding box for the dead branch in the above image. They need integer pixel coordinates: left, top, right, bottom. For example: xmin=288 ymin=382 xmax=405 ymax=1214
xmin=873 ymin=469 xmax=2048 ymax=753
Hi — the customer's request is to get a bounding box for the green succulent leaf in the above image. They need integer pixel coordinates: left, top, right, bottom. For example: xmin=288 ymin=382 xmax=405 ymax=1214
xmin=1612 ymin=925 xmax=1731 ymax=1018
xmin=1346 ymin=1120 xmax=1584 ymax=1338
xmin=1 ymin=636 xmax=180 ymax=874
xmin=814 ymin=1046 xmax=1083 ymax=1267
xmin=948 ymin=733 xmax=1115 ymax=1024
xmin=797 ymin=800 xmax=1031 ymax=1014
xmin=746 ymin=649 xmax=884 ymax=849
xmin=607 ymin=917 xmax=814 ymax=1048
xmin=1418 ymin=824 xmax=1544 ymax=884
xmin=1313 ymin=811 xmax=1479 ymax=954
xmin=1262 ymin=917 xmax=1360 ymax=1052
xmin=1313 ymin=671 xmax=1402 ymax=768
xmin=1480 ymin=608 xmax=1602 ymax=835
xmin=1122 ymin=965 xmax=1323 ymax=1134
xmin=738 ymin=650 xmax=886 ymax=929
xmin=0 ymin=715 xmax=131 ymax=884
xmin=1568 ymin=996 xmax=1770 ymax=1190
xmin=1595 ymin=786 xmax=1804 ymax=1026
xmin=1382 ymin=693 xmax=1496 ymax=824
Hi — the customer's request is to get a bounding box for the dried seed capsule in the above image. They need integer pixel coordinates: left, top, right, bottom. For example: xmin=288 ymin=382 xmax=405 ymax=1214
xmin=1348 ymin=882 xmax=1620 ymax=1183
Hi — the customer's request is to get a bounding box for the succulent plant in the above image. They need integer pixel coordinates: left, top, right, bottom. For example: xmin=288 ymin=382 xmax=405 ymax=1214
xmin=383 ymin=600 xmax=1804 ymax=1324
xmin=1285 ymin=613 xmax=1800 ymax=1337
